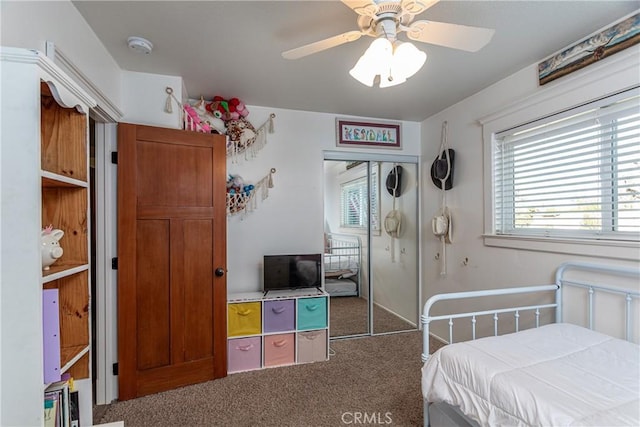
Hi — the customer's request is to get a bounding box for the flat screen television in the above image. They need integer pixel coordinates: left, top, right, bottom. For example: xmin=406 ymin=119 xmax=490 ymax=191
xmin=263 ymin=254 xmax=322 ymax=294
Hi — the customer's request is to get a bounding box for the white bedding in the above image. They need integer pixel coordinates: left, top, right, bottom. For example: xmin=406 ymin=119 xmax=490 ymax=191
xmin=324 ymin=278 xmax=357 ymax=296
xmin=422 ymin=323 xmax=640 ymax=426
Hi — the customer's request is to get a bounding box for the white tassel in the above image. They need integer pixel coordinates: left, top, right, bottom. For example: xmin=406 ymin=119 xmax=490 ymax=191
xmin=164 ymin=87 xmax=180 ymax=114
xmin=269 ymin=113 xmax=275 ymax=133
xmin=268 ymin=168 xmax=275 ymax=188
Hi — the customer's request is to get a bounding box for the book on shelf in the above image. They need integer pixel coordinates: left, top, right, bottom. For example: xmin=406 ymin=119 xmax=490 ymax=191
xmin=45 ymin=378 xmax=72 ymax=427
xmin=69 ymin=390 xmax=80 ymax=427
xmin=44 ymin=394 xmax=58 ymax=427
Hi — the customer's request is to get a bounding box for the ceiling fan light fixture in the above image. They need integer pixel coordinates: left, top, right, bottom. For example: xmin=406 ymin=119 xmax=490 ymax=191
xmin=391 ymin=41 xmax=427 ymax=79
xmin=349 ymin=37 xmax=393 ymax=86
xmin=349 ymin=57 xmax=376 ymax=87
xmin=350 ymin=38 xmax=426 ymax=88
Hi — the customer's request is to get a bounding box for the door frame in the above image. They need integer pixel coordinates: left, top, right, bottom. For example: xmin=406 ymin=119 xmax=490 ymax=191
xmin=94 ymin=121 xmax=119 ymax=404
xmin=323 ymin=151 xmax=422 ymax=339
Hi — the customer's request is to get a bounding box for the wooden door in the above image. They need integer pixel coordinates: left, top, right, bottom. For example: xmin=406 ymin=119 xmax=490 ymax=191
xmin=117 ymin=123 xmax=227 ymax=400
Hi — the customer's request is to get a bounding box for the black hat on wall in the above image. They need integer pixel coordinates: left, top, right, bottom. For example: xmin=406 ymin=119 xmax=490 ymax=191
xmin=430 ymin=149 xmax=455 ymax=190
xmin=386 ymin=165 xmax=404 ymax=197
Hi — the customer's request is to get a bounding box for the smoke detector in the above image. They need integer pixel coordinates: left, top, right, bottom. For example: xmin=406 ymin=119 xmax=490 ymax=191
xmin=127 ymin=36 xmax=153 ymax=55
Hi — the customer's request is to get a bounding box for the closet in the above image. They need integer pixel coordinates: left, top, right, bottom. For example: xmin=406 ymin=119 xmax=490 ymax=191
xmin=323 ymin=152 xmax=420 ymax=339
xmin=1 ymin=47 xmax=95 ymax=426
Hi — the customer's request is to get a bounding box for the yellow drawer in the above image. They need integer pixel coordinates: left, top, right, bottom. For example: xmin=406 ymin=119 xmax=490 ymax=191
xmin=228 ymin=302 xmax=261 ymax=337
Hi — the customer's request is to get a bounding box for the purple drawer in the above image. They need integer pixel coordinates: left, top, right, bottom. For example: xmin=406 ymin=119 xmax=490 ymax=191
xmin=228 ymin=337 xmax=261 ymax=373
xmin=263 ymin=299 xmax=295 ymax=333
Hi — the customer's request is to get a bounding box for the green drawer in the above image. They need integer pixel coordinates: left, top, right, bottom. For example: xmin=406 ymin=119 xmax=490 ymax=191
xmin=297 ymin=297 xmax=327 ymax=330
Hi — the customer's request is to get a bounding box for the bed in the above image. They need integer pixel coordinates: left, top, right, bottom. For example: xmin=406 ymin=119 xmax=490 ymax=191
xmin=421 ymin=261 xmax=640 ymax=427
xmin=323 ymin=232 xmax=362 ymax=297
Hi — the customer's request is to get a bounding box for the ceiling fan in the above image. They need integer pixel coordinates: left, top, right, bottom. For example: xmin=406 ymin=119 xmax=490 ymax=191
xmin=282 ymin=0 xmax=496 ymax=60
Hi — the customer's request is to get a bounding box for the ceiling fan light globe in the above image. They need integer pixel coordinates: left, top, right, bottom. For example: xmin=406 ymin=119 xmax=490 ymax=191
xmin=366 ymin=37 xmax=393 ymax=72
xmin=392 ymin=42 xmax=427 ymax=79
xmin=349 ymin=56 xmax=377 ymax=87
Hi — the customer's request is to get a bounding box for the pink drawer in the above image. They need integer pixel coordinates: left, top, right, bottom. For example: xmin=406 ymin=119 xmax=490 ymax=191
xmin=228 ymin=337 xmax=261 ymax=373
xmin=263 ymin=333 xmax=295 ymax=367
xmin=297 ymin=330 xmax=327 ymax=363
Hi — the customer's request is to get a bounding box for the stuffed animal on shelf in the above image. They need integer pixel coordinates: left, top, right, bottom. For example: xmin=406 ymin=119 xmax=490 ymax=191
xmin=226 ymin=174 xmax=254 ymax=195
xmin=183 ymin=103 xmax=211 ymax=133
xmin=191 ymin=97 xmax=225 ymax=133
xmin=229 ymin=97 xmax=249 ymax=119
xmin=206 ymin=96 xmax=250 ymax=122
xmin=226 ymin=117 xmax=257 ymax=151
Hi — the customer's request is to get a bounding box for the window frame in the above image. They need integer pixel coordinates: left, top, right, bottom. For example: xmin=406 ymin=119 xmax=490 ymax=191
xmin=479 ymin=50 xmax=639 ymax=261
xmin=339 ymin=162 xmax=380 ymax=233
xmin=492 ymin=89 xmax=639 ymax=241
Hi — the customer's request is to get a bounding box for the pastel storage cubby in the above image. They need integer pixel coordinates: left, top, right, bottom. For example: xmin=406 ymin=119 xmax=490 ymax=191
xmin=228 ymin=301 xmax=262 ymax=337
xmin=227 ymin=289 xmax=329 ymax=373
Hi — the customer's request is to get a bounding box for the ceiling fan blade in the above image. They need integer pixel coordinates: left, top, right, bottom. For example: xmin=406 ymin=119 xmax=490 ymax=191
xmin=406 ymin=20 xmax=495 ymax=52
xmin=400 ymin=0 xmax=440 ymax=16
xmin=282 ymin=31 xmax=364 ymax=60
xmin=341 ymin=0 xmax=378 ymax=17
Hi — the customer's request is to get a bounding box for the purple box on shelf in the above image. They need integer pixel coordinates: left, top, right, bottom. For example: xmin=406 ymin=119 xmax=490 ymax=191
xmin=43 ymin=289 xmax=61 ymax=383
xmin=228 ymin=337 xmax=261 ymax=373
xmin=263 ymin=299 xmax=295 ymax=333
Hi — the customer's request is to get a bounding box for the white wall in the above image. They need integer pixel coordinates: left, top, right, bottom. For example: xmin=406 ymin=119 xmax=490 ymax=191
xmin=121 ymin=70 xmax=183 ymax=128
xmin=1 ymin=0 xmax=122 ymax=111
xmin=420 ymin=47 xmax=640 ymax=341
xmin=226 ymin=106 xmax=421 ymax=293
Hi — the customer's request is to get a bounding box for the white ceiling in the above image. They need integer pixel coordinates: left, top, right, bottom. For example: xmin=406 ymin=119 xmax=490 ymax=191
xmin=72 ymin=1 xmax=638 ymax=122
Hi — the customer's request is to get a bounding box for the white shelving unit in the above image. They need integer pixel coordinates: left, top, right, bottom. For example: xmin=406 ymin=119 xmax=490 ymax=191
xmin=1 ymin=47 xmax=96 ymax=427
xmin=227 ymin=288 xmax=330 ymax=373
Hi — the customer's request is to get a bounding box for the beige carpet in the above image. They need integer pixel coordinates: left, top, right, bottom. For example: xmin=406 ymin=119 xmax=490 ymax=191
xmin=95 ymin=332 xmax=445 ymax=426
xmin=330 ymin=296 xmax=415 ymax=337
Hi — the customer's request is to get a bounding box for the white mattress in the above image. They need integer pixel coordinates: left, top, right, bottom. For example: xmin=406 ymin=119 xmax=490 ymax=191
xmin=422 ymin=323 xmax=640 ymax=426
xmin=325 ymin=278 xmax=357 ymax=296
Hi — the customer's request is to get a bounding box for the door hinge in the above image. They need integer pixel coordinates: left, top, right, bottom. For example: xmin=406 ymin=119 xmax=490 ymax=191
xmin=111 ymin=257 xmax=118 ymax=270
xmin=112 ymin=362 xmax=119 ymax=375
xmin=111 ymin=151 xmax=118 ymax=164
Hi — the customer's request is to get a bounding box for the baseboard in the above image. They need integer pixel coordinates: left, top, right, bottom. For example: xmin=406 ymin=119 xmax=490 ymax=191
xmin=372 ymin=301 xmax=417 ymax=328
xmin=429 ymin=332 xmax=449 ymax=346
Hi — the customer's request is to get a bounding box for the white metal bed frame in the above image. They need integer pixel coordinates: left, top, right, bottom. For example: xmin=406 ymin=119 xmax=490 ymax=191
xmin=324 ymin=232 xmax=362 ymax=297
xmin=421 ymin=261 xmax=640 ymax=427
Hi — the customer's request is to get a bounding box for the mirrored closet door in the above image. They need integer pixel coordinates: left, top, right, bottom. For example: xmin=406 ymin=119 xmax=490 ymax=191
xmin=323 ymin=153 xmax=419 ymax=339
xmin=371 ymin=161 xmax=419 ymax=334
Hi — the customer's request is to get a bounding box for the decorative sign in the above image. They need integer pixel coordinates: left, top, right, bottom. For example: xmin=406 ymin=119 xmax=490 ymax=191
xmin=336 ymin=119 xmax=401 ymax=149
xmin=538 ymin=12 xmax=640 ymax=85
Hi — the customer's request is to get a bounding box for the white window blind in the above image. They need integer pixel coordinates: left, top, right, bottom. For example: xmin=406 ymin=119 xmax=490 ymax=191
xmin=494 ymin=88 xmax=640 ymax=241
xmin=340 ymin=163 xmax=379 ymax=230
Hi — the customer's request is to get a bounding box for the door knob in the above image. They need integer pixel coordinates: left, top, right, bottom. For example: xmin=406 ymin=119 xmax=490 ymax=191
xmin=215 ymin=267 xmax=225 ymax=277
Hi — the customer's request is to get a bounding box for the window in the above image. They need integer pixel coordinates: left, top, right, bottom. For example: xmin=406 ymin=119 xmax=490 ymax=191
xmin=340 ymin=162 xmax=379 ymax=231
xmin=493 ymin=88 xmax=639 ymax=241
